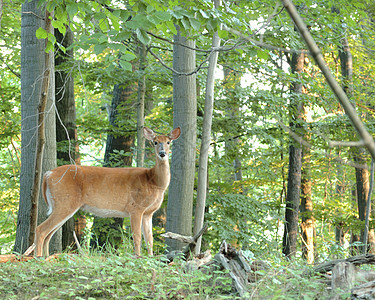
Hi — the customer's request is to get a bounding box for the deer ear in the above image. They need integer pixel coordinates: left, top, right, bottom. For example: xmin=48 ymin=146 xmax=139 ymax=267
xmin=144 ymin=127 xmax=156 ymax=141
xmin=169 ymin=127 xmax=181 ymax=140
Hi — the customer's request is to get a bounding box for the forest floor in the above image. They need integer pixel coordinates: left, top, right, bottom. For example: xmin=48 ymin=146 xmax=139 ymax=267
xmin=0 ymin=248 xmax=335 ymax=299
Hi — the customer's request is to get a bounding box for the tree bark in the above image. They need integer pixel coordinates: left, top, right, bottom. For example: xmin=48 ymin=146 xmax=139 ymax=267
xmin=282 ymin=51 xmax=305 ymax=259
xmin=136 ymin=42 xmax=146 ymax=168
xmin=166 ymin=26 xmax=197 ymax=251
xmin=28 ymin=9 xmax=52 ymax=247
xmin=14 ymin=1 xmax=57 ymax=254
xmin=55 ymin=26 xmax=84 ymax=251
xmin=301 ymin=130 xmax=315 ymax=264
xmin=194 ymin=0 xmax=221 ymax=254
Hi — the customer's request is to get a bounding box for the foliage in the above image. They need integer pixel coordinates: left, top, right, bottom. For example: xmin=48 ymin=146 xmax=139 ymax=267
xmin=0 ymin=249 xmax=350 ymax=299
xmin=0 ymin=251 xmax=233 ymax=299
xmin=0 ymin=0 xmax=22 ymax=254
xmin=2 ymin=0 xmax=375 ymax=266
xmin=205 ymin=193 xmax=279 ymax=256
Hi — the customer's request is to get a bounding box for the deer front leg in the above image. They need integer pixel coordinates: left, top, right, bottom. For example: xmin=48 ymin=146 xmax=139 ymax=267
xmin=142 ymin=213 xmax=154 ymax=256
xmin=130 ymin=212 xmax=143 ymax=256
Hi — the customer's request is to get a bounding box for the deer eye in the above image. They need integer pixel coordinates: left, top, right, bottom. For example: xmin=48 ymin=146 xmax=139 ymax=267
xmin=167 ymin=141 xmax=170 ymax=145
xmin=154 ymin=141 xmax=158 ymax=146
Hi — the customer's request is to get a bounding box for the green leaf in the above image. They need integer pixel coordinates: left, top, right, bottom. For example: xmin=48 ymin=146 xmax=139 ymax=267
xmin=257 ymin=49 xmax=269 ymax=60
xmin=199 ymin=9 xmax=209 ymax=19
xmin=47 ymin=33 xmax=56 ymax=45
xmin=122 ymin=51 xmax=137 ymax=61
xmin=94 ymin=43 xmax=107 ymax=55
xmin=154 ymin=11 xmax=171 ymax=21
xmin=218 ymin=29 xmax=228 ymax=39
xmin=36 ymin=27 xmax=48 ymax=39
xmin=119 ymin=59 xmax=132 ymax=71
xmin=45 ymin=41 xmax=54 ymax=53
xmin=66 ymin=3 xmax=78 ymax=18
xmin=52 ymin=19 xmax=66 ymax=35
xmin=166 ymin=21 xmax=177 ymax=35
xmin=181 ymin=17 xmax=190 ymax=30
xmin=146 ymin=5 xmax=154 ymax=14
xmin=189 ymin=18 xmax=201 ymax=31
xmin=136 ymin=28 xmax=150 ymax=45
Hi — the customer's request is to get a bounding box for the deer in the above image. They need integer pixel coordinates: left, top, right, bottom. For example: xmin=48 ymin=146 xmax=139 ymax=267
xmin=25 ymin=127 xmax=181 ymax=257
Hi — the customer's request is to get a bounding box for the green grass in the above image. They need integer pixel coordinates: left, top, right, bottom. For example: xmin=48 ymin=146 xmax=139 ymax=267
xmin=0 ymin=244 xmax=339 ymax=300
xmin=0 ymin=252 xmax=234 ymax=299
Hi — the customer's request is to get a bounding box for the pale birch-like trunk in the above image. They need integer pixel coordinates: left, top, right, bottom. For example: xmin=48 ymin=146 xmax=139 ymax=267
xmin=136 ymin=42 xmax=146 ymax=168
xmin=194 ymin=1 xmax=221 ymax=254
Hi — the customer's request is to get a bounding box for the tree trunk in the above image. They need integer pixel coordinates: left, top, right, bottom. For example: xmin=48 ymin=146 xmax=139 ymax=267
xmin=194 ymin=2 xmax=221 ymax=254
xmin=55 ymin=26 xmax=84 ymax=251
xmin=355 ymin=148 xmax=370 ymax=245
xmin=136 ymin=42 xmax=146 ymax=168
xmin=335 ymin=149 xmax=346 ymax=246
xmin=166 ymin=26 xmax=197 ymax=251
xmin=14 ymin=0 xmax=58 ymax=254
xmin=282 ymin=51 xmax=305 ymax=259
xmin=300 ymin=132 xmax=315 ymax=264
xmin=90 ymin=82 xmax=135 ymax=250
xmin=338 ymin=34 xmax=372 ymax=253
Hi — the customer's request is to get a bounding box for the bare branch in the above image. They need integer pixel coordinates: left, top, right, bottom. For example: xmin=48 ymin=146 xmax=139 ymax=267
xmin=282 ymin=0 xmax=375 ymax=160
xmin=328 ymin=140 xmax=366 ymax=148
xmin=0 ymin=56 xmax=21 ymax=78
xmin=148 ymin=47 xmax=212 ymax=76
xmin=223 ymin=26 xmax=308 ymax=54
xmin=278 ymin=121 xmax=368 ymax=169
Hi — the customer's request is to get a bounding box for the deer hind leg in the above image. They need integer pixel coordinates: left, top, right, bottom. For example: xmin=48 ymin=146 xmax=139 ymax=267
xmin=130 ymin=212 xmax=144 ymax=256
xmin=35 ymin=207 xmax=80 ymax=257
xmin=141 ymin=213 xmax=154 ymax=256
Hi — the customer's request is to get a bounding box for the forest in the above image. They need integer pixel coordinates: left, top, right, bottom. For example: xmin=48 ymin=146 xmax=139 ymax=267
xmin=2 ymin=0 xmax=375 ymax=298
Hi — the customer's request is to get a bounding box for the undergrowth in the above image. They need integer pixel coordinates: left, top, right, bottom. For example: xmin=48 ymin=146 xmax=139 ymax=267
xmin=0 ymin=249 xmax=337 ymax=299
xmin=0 ymin=252 xmax=233 ymax=299
xmin=0 ymin=234 xmax=341 ymax=300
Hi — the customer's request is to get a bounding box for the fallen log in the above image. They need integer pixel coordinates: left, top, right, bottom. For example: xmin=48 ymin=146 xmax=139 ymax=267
xmin=212 ymin=241 xmax=268 ymax=297
xmin=352 ymin=280 xmax=375 ymax=299
xmin=163 ymin=223 xmax=208 ymax=262
xmin=313 ymin=254 xmax=375 ymax=274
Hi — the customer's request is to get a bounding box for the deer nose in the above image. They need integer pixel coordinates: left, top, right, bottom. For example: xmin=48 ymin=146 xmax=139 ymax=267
xmin=159 ymin=151 xmax=166 ymax=158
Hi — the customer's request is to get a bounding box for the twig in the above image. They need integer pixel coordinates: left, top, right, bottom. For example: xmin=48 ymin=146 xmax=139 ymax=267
xmin=73 ymin=231 xmax=83 ymax=254
xmin=328 ymin=140 xmax=366 ymax=148
xmin=148 ymin=47 xmax=212 ymax=76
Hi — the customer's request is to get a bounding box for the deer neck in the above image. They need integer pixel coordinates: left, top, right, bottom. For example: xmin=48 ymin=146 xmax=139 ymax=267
xmin=151 ymin=158 xmax=171 ymax=189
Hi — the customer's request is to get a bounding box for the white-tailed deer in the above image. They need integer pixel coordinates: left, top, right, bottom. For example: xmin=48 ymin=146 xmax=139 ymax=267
xmin=27 ymin=127 xmax=180 ymax=257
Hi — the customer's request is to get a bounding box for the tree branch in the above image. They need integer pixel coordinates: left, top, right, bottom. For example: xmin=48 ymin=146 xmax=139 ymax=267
xmin=282 ymin=0 xmax=375 ymax=160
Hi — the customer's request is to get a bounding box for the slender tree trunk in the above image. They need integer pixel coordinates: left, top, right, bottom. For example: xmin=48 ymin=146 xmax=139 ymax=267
xmin=14 ymin=0 xmax=58 ymax=254
xmin=166 ymin=26 xmax=197 ymax=251
xmin=91 ymin=82 xmax=135 ymax=250
xmin=300 ymin=130 xmax=315 ymax=264
xmin=136 ymin=42 xmax=146 ymax=168
xmin=282 ymin=51 xmax=305 ymax=259
xmin=335 ymin=149 xmax=346 ymax=246
xmin=194 ymin=1 xmax=221 ymax=254
xmin=338 ymin=34 xmax=372 ymax=252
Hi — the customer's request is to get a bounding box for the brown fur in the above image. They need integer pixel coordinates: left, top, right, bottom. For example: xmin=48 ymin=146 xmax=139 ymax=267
xmin=34 ymin=127 xmax=180 ymax=257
